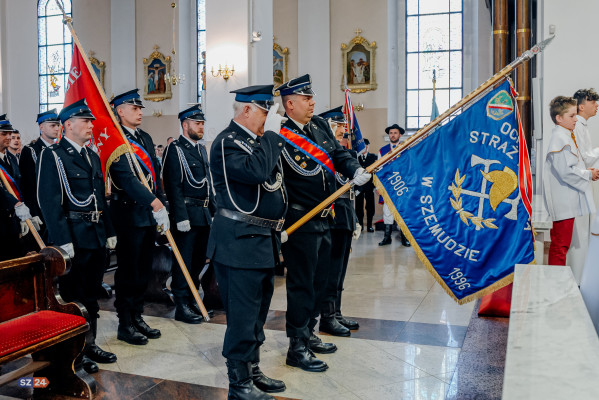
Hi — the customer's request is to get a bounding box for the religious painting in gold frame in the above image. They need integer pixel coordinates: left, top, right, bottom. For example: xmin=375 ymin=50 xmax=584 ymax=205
xmin=88 ymin=51 xmax=106 ymax=91
xmin=273 ymin=42 xmax=289 ymax=94
xmin=143 ymin=45 xmax=172 ymax=102
xmin=341 ymin=29 xmax=377 ymax=93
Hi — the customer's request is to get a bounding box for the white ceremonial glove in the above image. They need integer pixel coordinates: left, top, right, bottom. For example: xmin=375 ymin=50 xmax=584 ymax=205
xmin=19 ymin=221 xmax=29 ymax=236
xmin=280 ymin=231 xmax=288 ymax=244
xmin=152 ymin=207 xmax=170 ymax=235
xmin=14 ymin=203 xmax=32 ymax=222
xmin=263 ymin=104 xmax=288 ymax=133
xmin=60 ymin=243 xmax=75 ymax=258
xmin=352 ymin=168 xmax=372 ymax=187
xmin=106 ymin=236 xmax=117 ymax=250
xmin=31 ymin=216 xmax=43 ymax=231
xmin=177 ymin=220 xmax=191 ymax=232
xmin=353 ymin=223 xmax=362 ymax=240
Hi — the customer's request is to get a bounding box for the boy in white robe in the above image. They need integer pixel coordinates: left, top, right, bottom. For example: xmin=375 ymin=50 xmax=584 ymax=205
xmin=543 ymin=96 xmax=599 ymax=266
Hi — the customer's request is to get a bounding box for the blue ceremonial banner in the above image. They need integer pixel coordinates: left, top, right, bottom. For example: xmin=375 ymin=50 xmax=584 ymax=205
xmin=374 ymin=81 xmax=534 ymax=304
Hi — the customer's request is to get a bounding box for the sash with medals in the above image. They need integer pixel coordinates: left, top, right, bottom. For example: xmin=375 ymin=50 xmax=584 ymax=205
xmin=127 ymin=137 xmax=157 ymax=185
xmin=0 ymin=164 xmax=22 ymax=201
xmin=279 ymin=126 xmax=335 ymax=176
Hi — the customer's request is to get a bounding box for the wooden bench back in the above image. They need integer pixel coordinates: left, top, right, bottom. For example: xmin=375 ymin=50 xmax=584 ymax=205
xmin=0 ymin=247 xmax=84 ymax=322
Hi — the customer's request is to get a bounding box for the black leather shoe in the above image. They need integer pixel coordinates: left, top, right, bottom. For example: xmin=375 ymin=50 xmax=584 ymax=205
xmin=251 ymin=363 xmax=286 ymax=393
xmin=86 ymin=344 xmax=117 ymax=363
xmin=189 ymin=302 xmax=215 ymax=318
xmin=378 ymin=224 xmax=393 ymax=246
xmin=132 ymin=314 xmax=161 ymax=339
xmin=286 ymin=338 xmax=328 ymax=372
xmin=226 ymin=360 xmax=274 ymax=400
xmin=175 ymin=303 xmax=203 ymax=324
xmin=336 ymin=314 xmax=360 ymax=330
xmin=400 ymin=232 xmax=411 ymax=247
xmin=117 ymin=322 xmax=148 ymax=345
xmin=367 ymin=226 xmax=374 ymax=232
xmin=81 ymin=355 xmax=99 ymax=374
xmin=319 ymin=316 xmax=350 ymax=337
xmin=308 ymin=334 xmax=337 ymax=354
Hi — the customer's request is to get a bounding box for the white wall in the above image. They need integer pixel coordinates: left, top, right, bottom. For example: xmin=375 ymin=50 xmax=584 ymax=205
xmin=539 ymin=1 xmax=599 ymax=198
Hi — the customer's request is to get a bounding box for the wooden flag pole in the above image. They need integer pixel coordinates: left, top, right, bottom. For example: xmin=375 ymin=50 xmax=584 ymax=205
xmin=284 ymin=35 xmax=555 ymax=236
xmin=55 ymin=1 xmax=210 ymax=321
xmin=0 ymin=173 xmax=45 ymax=249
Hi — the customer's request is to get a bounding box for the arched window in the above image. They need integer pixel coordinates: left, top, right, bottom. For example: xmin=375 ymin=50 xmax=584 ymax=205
xmin=38 ymin=0 xmax=72 ymax=112
xmin=197 ymin=0 xmax=206 ymax=103
xmin=406 ymin=0 xmax=463 ymax=130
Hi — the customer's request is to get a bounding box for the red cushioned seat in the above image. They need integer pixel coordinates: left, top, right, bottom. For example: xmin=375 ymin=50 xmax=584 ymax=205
xmin=0 ymin=310 xmax=87 ymax=357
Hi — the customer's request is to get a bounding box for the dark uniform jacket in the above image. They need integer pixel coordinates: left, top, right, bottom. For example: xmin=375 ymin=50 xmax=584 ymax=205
xmin=333 ymin=149 xmax=358 ymax=232
xmin=280 ymin=116 xmax=361 ymax=233
xmin=0 ymin=152 xmax=20 ymax=240
xmin=356 ymin=151 xmax=377 ymax=193
xmin=207 ymin=121 xmax=287 ymax=269
xmin=108 ymin=126 xmax=164 ymax=227
xmin=162 ymin=135 xmax=215 ymax=226
xmin=19 ymin=139 xmax=48 ymax=219
xmin=37 ymin=139 xmax=115 ymax=249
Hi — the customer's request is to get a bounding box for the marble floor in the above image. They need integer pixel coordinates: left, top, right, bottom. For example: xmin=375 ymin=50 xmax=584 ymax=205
xmin=0 ymin=230 xmax=509 ymax=400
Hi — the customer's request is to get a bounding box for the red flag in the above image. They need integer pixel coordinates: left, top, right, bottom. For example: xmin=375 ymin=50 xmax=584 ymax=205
xmin=63 ymin=45 xmax=127 ymax=177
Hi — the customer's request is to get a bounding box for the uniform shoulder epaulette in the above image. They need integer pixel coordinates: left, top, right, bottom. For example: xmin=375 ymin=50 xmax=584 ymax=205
xmin=233 ymin=136 xmax=254 ymax=154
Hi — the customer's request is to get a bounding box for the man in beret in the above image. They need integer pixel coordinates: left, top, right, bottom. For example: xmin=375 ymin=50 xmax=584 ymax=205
xmin=37 ymin=99 xmax=117 ymax=374
xmin=109 ymin=89 xmax=168 ymax=345
xmin=208 ymin=84 xmax=288 ymax=399
xmin=278 ymin=74 xmax=371 ymax=372
xmin=378 ymin=124 xmax=410 ymax=247
xmin=162 ymin=104 xmax=215 ymax=323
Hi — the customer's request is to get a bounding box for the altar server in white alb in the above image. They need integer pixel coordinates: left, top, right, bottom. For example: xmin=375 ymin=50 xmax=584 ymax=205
xmin=543 ymin=96 xmax=599 ymax=268
xmin=567 ymin=89 xmax=599 ymax=283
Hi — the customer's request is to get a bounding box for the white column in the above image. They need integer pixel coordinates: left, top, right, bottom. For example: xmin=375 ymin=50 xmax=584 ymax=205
xmin=298 ymin=0 xmax=330 ymax=113
xmin=178 ymin=0 xmax=194 ymax=108
xmin=110 ymin=0 xmax=136 ymax=94
xmin=249 ymin=0 xmax=273 ymax=85
xmin=205 ymin=0 xmax=249 ymax=141
xmin=387 ymin=0 xmax=399 ymax=124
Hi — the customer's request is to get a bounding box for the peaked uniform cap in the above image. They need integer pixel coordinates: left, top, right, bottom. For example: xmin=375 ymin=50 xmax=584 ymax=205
xmin=178 ymin=104 xmax=206 ymax=122
xmin=111 ymin=89 xmax=145 ymax=108
xmin=319 ymin=106 xmax=347 ymax=124
xmin=278 ymin=74 xmax=315 ymax=97
xmin=37 ymin=109 xmax=60 ymax=124
xmin=58 ymin=99 xmax=96 ymax=124
xmin=231 ymin=85 xmax=275 ymax=111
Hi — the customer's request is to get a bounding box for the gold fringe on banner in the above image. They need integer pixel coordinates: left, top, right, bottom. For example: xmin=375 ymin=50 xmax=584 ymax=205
xmin=373 ymin=175 xmax=535 ymax=305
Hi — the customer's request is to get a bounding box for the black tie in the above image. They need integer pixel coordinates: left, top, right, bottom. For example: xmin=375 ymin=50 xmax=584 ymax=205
xmin=197 ymin=144 xmax=209 ymax=168
xmin=80 ymin=148 xmax=91 ymax=167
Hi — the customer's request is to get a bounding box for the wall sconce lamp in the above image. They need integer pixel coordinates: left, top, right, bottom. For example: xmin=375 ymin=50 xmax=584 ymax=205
xmin=211 ymin=64 xmax=235 ymax=80
xmin=354 ymin=103 xmax=365 ymax=111
xmin=251 ymin=31 xmax=262 ymax=43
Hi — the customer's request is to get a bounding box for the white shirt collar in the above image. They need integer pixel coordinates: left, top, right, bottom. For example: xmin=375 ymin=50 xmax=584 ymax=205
xmin=63 ymin=136 xmax=84 ymax=153
xmin=289 ymin=117 xmax=305 ymax=131
xmin=233 ymin=120 xmax=257 ymax=140
xmin=40 ymin=137 xmax=54 ymax=147
xmin=181 ymin=134 xmax=198 ymax=146
xmin=122 ymin=125 xmax=138 ymax=135
xmin=577 ymin=115 xmax=588 ymax=126
xmin=0 ymin=150 xmax=6 ymax=161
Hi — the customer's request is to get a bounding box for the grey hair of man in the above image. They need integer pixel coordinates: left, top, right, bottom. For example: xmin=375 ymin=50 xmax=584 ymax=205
xmin=233 ymin=101 xmax=260 ymax=118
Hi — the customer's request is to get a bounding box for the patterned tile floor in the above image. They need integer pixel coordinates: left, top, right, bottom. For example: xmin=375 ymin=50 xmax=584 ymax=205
xmin=0 ymin=230 xmax=508 ymax=399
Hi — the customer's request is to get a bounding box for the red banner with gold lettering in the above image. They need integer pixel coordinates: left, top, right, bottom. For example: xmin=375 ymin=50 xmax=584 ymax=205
xmin=64 ymin=45 xmax=127 ymax=177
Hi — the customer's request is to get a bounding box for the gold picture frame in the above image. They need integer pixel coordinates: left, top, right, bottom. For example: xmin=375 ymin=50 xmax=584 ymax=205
xmin=88 ymin=50 xmax=106 ymax=91
xmin=273 ymin=41 xmax=289 ymax=93
xmin=143 ymin=45 xmax=172 ymax=102
xmin=341 ymin=29 xmax=377 ymax=93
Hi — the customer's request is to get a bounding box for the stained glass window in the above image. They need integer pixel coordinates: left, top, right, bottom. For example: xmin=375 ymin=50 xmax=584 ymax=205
xmin=197 ymin=0 xmax=206 ymax=103
xmin=38 ymin=0 xmax=72 ymax=113
xmin=406 ymin=0 xmax=463 ymax=130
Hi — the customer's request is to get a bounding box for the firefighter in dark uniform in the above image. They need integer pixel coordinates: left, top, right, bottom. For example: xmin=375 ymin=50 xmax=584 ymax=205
xmin=208 ymin=85 xmax=287 ymax=400
xmin=37 ymin=99 xmax=118 ymax=374
xmin=317 ymin=107 xmax=361 ymax=337
xmin=355 ymin=138 xmax=377 ymax=232
xmin=0 ymin=115 xmax=35 ymax=261
xmin=277 ymin=75 xmax=371 ymax=372
xmin=108 ymin=89 xmax=169 ymax=345
xmin=18 ymin=109 xmax=60 ymax=247
xmin=162 ymin=104 xmax=215 ymax=324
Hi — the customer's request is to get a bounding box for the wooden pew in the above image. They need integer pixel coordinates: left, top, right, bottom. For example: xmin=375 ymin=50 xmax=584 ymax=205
xmin=0 ymin=247 xmax=96 ymax=398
